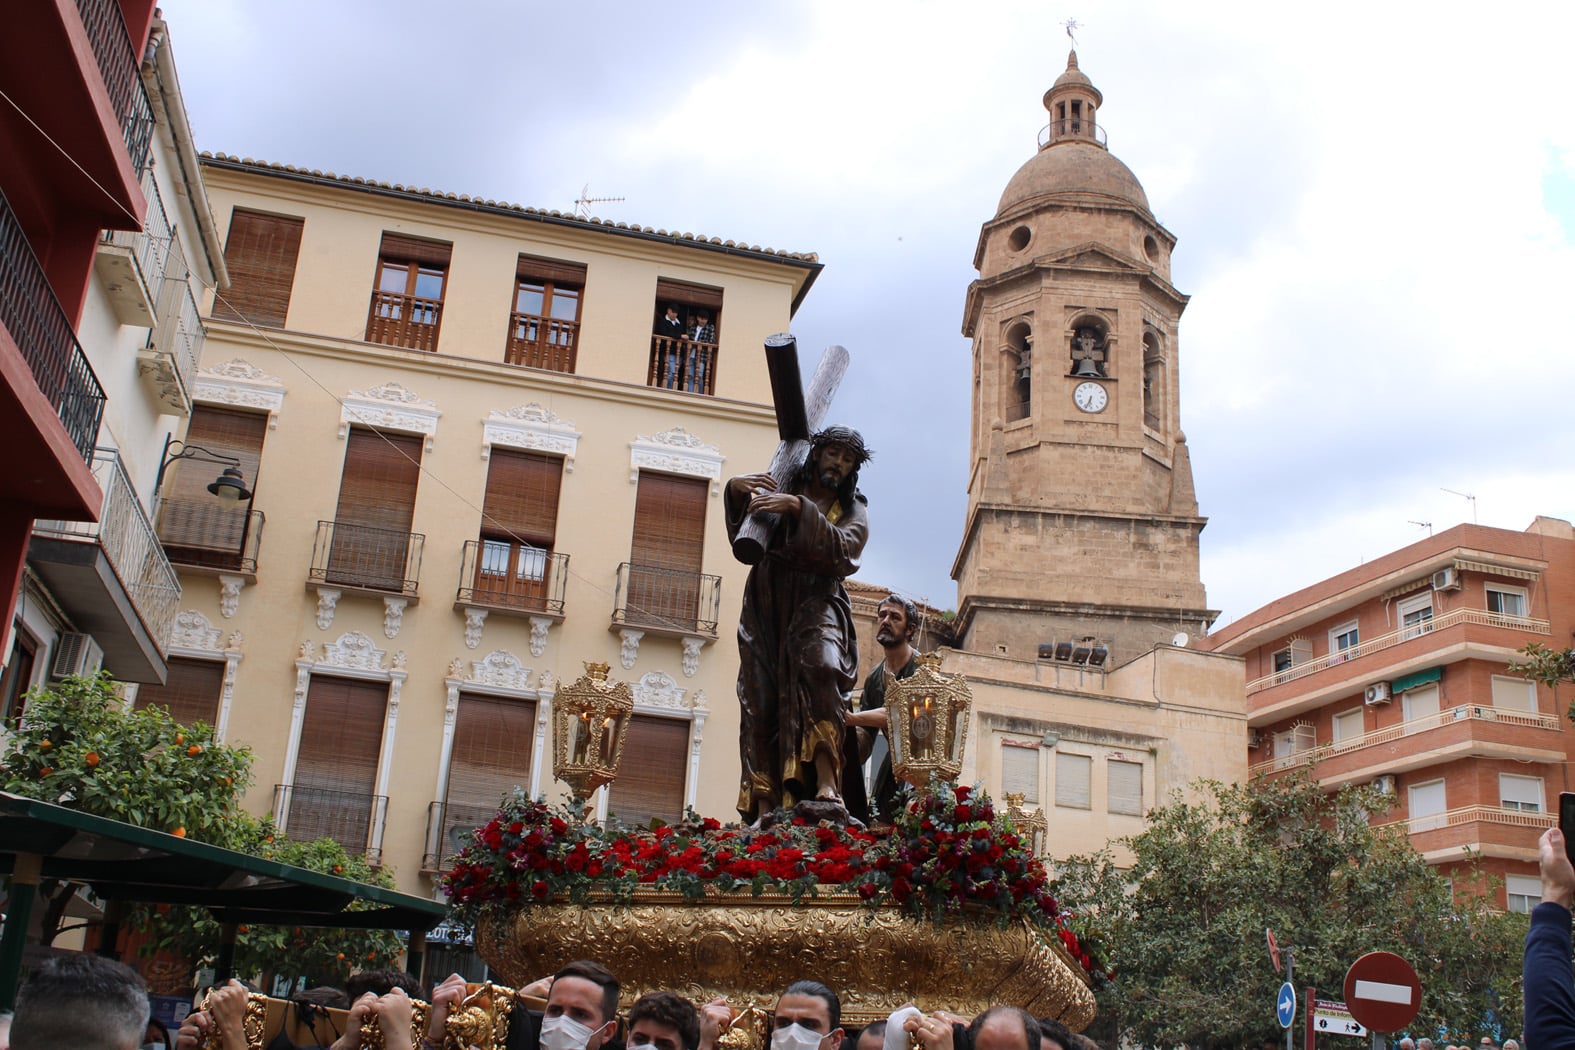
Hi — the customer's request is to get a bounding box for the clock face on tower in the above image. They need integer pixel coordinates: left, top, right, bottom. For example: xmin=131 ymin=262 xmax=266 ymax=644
xmin=1073 ymin=381 xmax=1108 ymax=413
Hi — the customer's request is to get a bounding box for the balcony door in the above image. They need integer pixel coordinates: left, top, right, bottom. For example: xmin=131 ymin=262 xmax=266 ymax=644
xmin=289 ymin=675 xmax=387 ymax=854
xmin=627 ymin=472 xmax=707 ymax=630
xmin=474 ymin=450 xmax=561 ymax=610
xmin=441 ymin=695 xmax=537 ymax=865
xmin=328 ymin=428 xmax=421 ymax=591
xmin=605 ymin=714 xmax=688 ymax=826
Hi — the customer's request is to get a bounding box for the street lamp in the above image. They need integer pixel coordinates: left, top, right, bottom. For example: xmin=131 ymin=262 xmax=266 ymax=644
xmin=153 ymin=435 xmax=253 ymax=503
xmin=552 ymin=661 xmax=634 ymax=818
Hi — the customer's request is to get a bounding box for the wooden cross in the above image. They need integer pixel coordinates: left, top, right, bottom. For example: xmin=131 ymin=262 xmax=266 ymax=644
xmin=730 ymin=333 xmax=849 ymax=564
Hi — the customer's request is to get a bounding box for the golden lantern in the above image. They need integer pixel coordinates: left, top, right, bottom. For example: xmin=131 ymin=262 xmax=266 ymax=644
xmin=552 ymin=661 xmax=634 ymax=800
xmin=885 ymin=651 xmax=972 ymax=788
xmin=1005 ymin=792 xmax=1049 ymax=857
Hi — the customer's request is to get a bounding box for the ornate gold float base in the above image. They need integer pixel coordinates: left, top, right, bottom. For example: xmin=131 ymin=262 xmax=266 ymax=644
xmin=476 ymin=893 xmax=1095 ymax=1029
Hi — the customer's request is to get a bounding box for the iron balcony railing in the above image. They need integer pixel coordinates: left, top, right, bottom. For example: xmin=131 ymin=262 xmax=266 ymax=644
xmin=1246 ymin=607 xmax=1552 ymax=694
xmin=147 ymin=273 xmax=205 ymax=406
xmin=456 ymin=540 xmax=568 ymax=615
xmin=309 ymin=520 xmax=424 ymax=596
xmin=612 ymin=561 xmax=721 ymax=637
xmin=273 ymin=783 xmax=388 ymax=865
xmin=1037 ymin=118 xmax=1108 ymax=148
xmin=420 ymin=800 xmax=501 ymax=874
xmin=156 ymin=501 xmax=264 ymax=575
xmin=646 ymin=335 xmax=717 ymax=395
xmin=1249 ymin=702 xmax=1563 ymax=778
xmin=100 ymin=165 xmax=172 ymax=294
xmin=33 ymin=448 xmax=180 ymax=654
xmin=0 ymin=191 xmax=107 ymax=464
xmin=74 ymin=0 xmax=155 ymax=173
xmin=504 ymin=311 xmax=578 ymax=372
xmin=366 ymin=291 xmax=442 ymax=352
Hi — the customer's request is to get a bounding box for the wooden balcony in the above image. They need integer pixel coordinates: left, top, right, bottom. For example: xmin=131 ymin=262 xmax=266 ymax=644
xmin=504 ymin=311 xmax=577 ymax=372
xmin=646 ymin=335 xmax=717 ymax=395
xmin=455 ymin=539 xmax=567 ymax=617
xmin=365 ymin=290 xmax=442 ymax=352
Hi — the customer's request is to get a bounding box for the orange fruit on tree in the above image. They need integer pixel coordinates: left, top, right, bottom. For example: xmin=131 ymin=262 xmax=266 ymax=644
xmin=174 ymin=733 xmax=184 ymax=745
xmin=186 ymin=744 xmax=202 ymax=757
xmin=171 ymin=827 xmax=186 ymax=838
xmin=38 ymin=766 xmax=52 ymax=777
xmin=332 ymin=864 xmax=343 ymax=874
xmin=39 ymin=739 xmax=51 ymax=749
xmin=85 ymin=752 xmax=100 ymax=767
xmin=336 ymin=952 xmax=345 ymax=961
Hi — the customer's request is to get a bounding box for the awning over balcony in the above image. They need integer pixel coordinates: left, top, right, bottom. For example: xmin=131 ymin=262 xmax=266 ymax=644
xmin=1392 ymin=666 xmax=1443 ymax=693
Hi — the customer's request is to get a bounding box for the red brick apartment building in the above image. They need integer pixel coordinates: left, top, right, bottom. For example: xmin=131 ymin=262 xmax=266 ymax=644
xmin=1206 ymin=517 xmax=1575 ymax=910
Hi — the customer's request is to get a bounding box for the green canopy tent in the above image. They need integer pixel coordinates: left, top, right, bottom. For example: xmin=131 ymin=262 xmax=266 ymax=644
xmin=0 ymin=791 xmax=448 ymax=1009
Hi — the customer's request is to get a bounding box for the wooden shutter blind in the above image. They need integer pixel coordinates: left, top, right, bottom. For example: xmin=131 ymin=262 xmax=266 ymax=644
xmin=295 ymin=676 xmax=386 ymax=795
xmin=1107 ymin=760 xmax=1143 ymax=816
xmin=133 ymin=657 xmax=223 ymax=727
xmin=482 ymin=451 xmax=562 ymax=544
xmin=1055 ymin=752 xmax=1092 ymax=809
xmin=214 ymin=209 xmax=304 ymax=327
xmin=654 ymin=278 xmax=723 ymax=310
xmin=167 ymin=406 xmax=267 ymax=503
xmin=446 ymin=695 xmax=536 ymax=810
xmin=335 ymin=429 xmax=422 ymax=533
xmin=379 ymin=232 xmax=452 ymax=266
xmin=1000 ymin=744 xmax=1040 ymax=804
xmin=630 ymin=473 xmax=706 ymax=572
xmin=518 ymin=254 xmax=587 ymax=286
xmin=605 ymin=715 xmax=688 ymax=826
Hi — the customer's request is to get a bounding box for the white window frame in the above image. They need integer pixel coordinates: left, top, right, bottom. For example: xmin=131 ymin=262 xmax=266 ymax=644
xmin=1499 ymin=773 xmax=1545 ymax=812
xmin=1331 ymin=707 xmax=1364 ymax=744
xmin=1408 ymin=778 xmax=1447 ymax=832
xmin=1401 ymin=683 xmax=1440 ymax=731
xmin=1507 ymin=873 xmax=1542 ymax=914
xmin=1329 ymin=620 xmax=1360 ymax=662
xmin=1398 ymin=594 xmax=1434 ymax=640
xmin=1486 ymin=584 xmax=1529 ymax=620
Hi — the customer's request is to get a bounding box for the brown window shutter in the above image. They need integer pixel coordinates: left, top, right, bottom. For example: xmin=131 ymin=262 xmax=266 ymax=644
xmin=158 ymin=406 xmax=267 ymax=554
xmin=133 ymin=657 xmax=224 ymax=727
xmin=446 ymin=695 xmax=537 ymax=810
xmin=335 ymin=429 xmax=422 ymax=534
xmin=630 ymin=473 xmax=706 ymax=572
xmin=481 ymin=450 xmax=562 ymax=545
xmin=605 ymin=714 xmax=689 ymax=826
xmin=655 ymin=278 xmax=723 ymax=310
xmin=518 ymin=254 xmax=587 ymax=286
xmin=214 ymin=209 xmax=304 ymax=327
xmin=289 ymin=676 xmax=387 ymax=851
xmin=379 ymin=232 xmax=452 ymax=266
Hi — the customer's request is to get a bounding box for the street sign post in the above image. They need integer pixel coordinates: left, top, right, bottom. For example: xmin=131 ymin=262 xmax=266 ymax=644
xmin=1277 ymin=981 xmax=1297 ymax=1029
xmin=1314 ymin=998 xmax=1368 ymax=1037
xmin=1342 ymin=952 xmax=1421 ymax=1032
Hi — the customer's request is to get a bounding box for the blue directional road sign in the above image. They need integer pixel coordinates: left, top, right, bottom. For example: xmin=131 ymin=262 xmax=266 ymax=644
xmin=1277 ymin=982 xmax=1297 ymax=1028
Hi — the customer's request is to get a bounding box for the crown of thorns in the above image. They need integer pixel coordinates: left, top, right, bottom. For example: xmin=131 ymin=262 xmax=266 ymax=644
xmin=810 ymin=425 xmax=873 ymax=464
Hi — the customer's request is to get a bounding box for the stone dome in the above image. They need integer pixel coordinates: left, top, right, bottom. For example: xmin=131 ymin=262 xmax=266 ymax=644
xmin=996 ymin=141 xmax=1150 ymax=216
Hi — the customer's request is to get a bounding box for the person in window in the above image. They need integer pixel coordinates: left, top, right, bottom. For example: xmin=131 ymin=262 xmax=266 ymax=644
xmin=654 ymin=306 xmax=684 ymax=387
xmin=682 ymin=311 xmax=716 ymax=393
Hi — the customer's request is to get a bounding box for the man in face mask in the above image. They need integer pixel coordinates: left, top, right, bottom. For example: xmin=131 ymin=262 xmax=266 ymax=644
xmin=536 ymin=961 xmax=621 ymax=1050
xmin=770 ymin=982 xmax=844 ymax=1050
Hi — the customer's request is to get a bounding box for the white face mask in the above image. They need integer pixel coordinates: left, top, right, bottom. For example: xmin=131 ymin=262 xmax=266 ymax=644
xmin=772 ymin=1024 xmax=826 ymax=1050
xmin=541 ymin=1014 xmax=603 ymax=1050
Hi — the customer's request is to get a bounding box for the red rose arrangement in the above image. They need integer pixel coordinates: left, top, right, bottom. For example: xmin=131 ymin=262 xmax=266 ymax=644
xmin=442 ymin=782 xmax=1104 ymax=981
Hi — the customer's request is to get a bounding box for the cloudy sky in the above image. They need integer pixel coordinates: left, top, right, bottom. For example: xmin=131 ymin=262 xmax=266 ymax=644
xmin=161 ymin=0 xmax=1575 ymax=632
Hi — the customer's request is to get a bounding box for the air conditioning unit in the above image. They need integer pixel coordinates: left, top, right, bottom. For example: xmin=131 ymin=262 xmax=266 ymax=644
xmin=1372 ymin=774 xmax=1397 ymax=795
xmin=1247 ymin=729 xmax=1265 ymax=750
xmin=1432 ymin=567 xmax=1460 ymax=591
xmin=50 ymin=633 xmax=104 ymax=679
xmin=1364 ymin=681 xmax=1392 ymax=706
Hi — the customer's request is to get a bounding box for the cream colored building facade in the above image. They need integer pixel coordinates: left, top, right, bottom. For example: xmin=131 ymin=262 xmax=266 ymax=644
xmin=930 ymin=54 xmax=1246 ymax=865
xmin=150 ymin=155 xmax=819 ymax=893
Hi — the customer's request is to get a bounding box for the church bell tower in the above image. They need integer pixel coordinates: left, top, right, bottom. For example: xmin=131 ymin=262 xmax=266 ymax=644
xmin=951 ymin=51 xmax=1216 ymax=664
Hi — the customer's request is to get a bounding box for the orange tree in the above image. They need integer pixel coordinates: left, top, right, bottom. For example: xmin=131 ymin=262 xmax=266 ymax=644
xmin=0 ymin=673 xmax=404 ymax=985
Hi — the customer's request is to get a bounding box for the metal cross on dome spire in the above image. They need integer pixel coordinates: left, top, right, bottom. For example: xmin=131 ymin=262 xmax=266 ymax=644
xmin=1062 ymin=17 xmax=1082 ymax=50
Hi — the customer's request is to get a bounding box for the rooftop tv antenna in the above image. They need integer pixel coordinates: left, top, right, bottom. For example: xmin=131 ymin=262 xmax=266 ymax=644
xmin=1441 ymin=487 xmax=1478 ymax=524
xmin=1409 ymin=520 xmax=1433 ymax=536
xmin=574 ymin=183 xmax=625 ymax=219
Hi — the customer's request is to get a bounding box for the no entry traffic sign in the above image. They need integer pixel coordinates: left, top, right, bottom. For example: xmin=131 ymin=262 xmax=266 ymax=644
xmin=1342 ymin=952 xmax=1421 ymax=1032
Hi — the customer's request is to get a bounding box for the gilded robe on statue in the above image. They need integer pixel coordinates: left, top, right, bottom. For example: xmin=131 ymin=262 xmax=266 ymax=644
xmin=726 ymin=475 xmax=868 ymax=819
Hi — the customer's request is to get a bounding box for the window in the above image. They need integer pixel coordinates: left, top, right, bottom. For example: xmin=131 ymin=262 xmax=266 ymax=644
xmin=156 ymin=406 xmax=267 ymax=571
xmin=1273 ymin=723 xmax=1316 ymax=769
xmin=1141 ymin=329 xmax=1163 ymax=431
xmin=1108 ymin=760 xmax=1143 ymax=816
xmin=605 ymin=714 xmax=689 ymax=826
xmin=470 ymin=450 xmax=563 ymax=612
xmin=1401 ymin=683 xmax=1440 ymax=730
xmin=1055 ymin=752 xmax=1092 ymax=809
xmin=1068 ymin=323 xmax=1108 ymax=377
xmin=1272 ymin=638 xmax=1312 ymax=683
xmin=1507 ymin=874 xmax=1543 ymax=914
xmin=288 ymin=676 xmax=387 ymax=854
xmin=0 ymin=628 xmax=39 ymax=723
xmin=648 ymin=279 xmax=723 ymax=395
xmin=1490 ymin=675 xmax=1537 ymax=712
xmin=1407 ymin=778 xmax=1446 ymax=832
xmin=1332 ymin=707 xmax=1364 ymax=743
xmin=365 ymin=233 xmax=451 ymax=351
xmin=1398 ymin=594 xmax=1434 ymax=640
xmin=506 ymin=255 xmax=585 ymax=372
xmin=1486 ymin=585 xmax=1528 ymax=619
xmin=133 ymin=657 xmax=223 ymax=727
xmin=1001 ymin=742 xmax=1040 ymax=804
xmin=439 ymin=694 xmax=536 ymax=863
xmin=1330 ymin=621 xmax=1359 ymax=661
xmin=1003 ymin=323 xmax=1031 ymax=424
xmin=1500 ymin=774 xmax=1544 ymax=812
xmin=326 ymin=429 xmax=422 ymax=592
xmin=212 ymin=209 xmax=304 ymax=328
xmin=624 ymin=472 xmax=708 ymax=631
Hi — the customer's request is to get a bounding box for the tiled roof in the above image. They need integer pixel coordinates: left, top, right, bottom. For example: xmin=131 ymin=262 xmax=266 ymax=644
xmin=199 ymin=152 xmax=820 ymax=264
